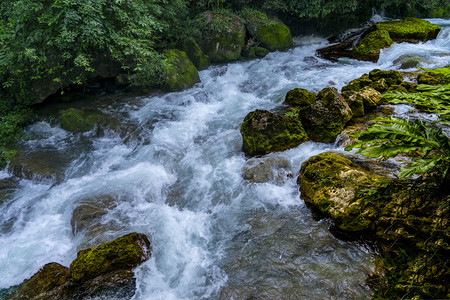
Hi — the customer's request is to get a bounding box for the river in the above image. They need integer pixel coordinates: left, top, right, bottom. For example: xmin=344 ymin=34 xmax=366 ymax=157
xmin=1 ymin=18 xmax=449 ymax=300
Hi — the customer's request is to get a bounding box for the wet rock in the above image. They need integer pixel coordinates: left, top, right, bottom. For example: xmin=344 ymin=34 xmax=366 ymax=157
xmin=242 ymin=157 xmax=291 ymax=184
xmin=341 ymin=74 xmax=373 ymax=93
xmin=254 ymin=46 xmax=269 ymax=57
xmin=242 ymin=9 xmax=293 ymax=51
xmin=182 ymin=38 xmax=210 ymax=70
xmin=164 ymin=49 xmax=200 ymax=92
xmin=198 ymin=11 xmax=246 ymax=63
xmin=367 ymin=17 xmax=441 ymax=43
xmin=70 ymin=232 xmax=151 ymax=283
xmin=59 ymin=108 xmax=136 ymax=137
xmin=4 ymin=263 xmax=71 ymax=300
xmin=298 ymin=152 xmax=384 ymax=231
xmin=0 ymin=177 xmax=18 ymax=190
xmin=5 ymin=233 xmax=151 ymax=300
xmin=317 ymin=18 xmax=441 ymax=62
xmin=241 ymin=110 xmax=308 ymax=156
xmin=352 ymin=29 xmax=393 ymax=62
xmin=299 ymin=87 xmax=352 ymax=142
xmin=342 ymin=87 xmax=383 ymax=117
xmin=71 ymin=195 xmax=117 ymax=235
xmin=368 ymin=69 xmax=403 ymax=87
xmin=8 ymin=150 xmax=68 ymax=183
xmin=341 ymin=69 xmax=404 ymax=94
xmin=284 ymin=88 xmax=316 ymax=107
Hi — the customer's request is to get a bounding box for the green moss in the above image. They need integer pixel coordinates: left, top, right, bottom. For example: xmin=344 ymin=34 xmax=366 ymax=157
xmin=353 ymin=30 xmax=393 ymax=61
xmin=298 ymin=152 xmax=383 ymax=231
xmin=372 ymin=17 xmax=441 ymax=43
xmin=240 ymin=109 xmax=308 ymax=156
xmin=198 ymin=11 xmax=246 ymax=63
xmin=59 ymin=108 xmax=98 ymax=132
xmin=182 ymin=38 xmax=210 ymax=71
xmin=369 ymin=69 xmax=403 ymax=86
xmin=299 ymin=87 xmax=352 ymax=142
xmin=243 ymin=9 xmax=293 ymax=51
xmin=341 ymin=74 xmax=372 ymax=93
xmin=69 ymin=233 xmax=151 ymax=283
xmin=254 ymin=47 xmax=269 ymax=57
xmin=164 ymin=49 xmax=200 ymax=92
xmin=284 ymin=88 xmax=316 ymax=107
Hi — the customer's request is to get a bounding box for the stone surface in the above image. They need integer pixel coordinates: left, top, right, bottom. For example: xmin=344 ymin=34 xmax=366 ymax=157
xmin=242 ymin=157 xmax=291 ymax=184
xmin=198 ymin=11 xmax=246 ymax=63
xmin=298 ymin=152 xmax=383 ymax=231
xmin=71 ymin=195 xmax=117 ymax=235
xmin=182 ymin=38 xmax=210 ymax=70
xmin=299 ymin=87 xmax=352 ymax=142
xmin=284 ymin=88 xmax=316 ymax=107
xmin=70 ymin=232 xmax=151 ymax=283
xmin=164 ymin=49 xmax=200 ymax=92
xmin=352 ymin=30 xmax=393 ymax=62
xmin=241 ymin=110 xmax=308 ymax=156
xmin=243 ymin=9 xmax=293 ymax=51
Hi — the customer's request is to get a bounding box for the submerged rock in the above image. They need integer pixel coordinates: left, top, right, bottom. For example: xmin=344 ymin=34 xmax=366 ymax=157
xmin=241 ymin=110 xmax=308 ymax=156
xmin=164 ymin=49 xmax=200 ymax=92
xmin=5 ymin=233 xmax=151 ymax=300
xmin=242 ymin=9 xmax=293 ymax=51
xmin=299 ymin=87 xmax=352 ymax=142
xmin=298 ymin=152 xmax=384 ymax=231
xmin=198 ymin=11 xmax=246 ymax=63
xmin=242 ymin=157 xmax=291 ymax=184
xmin=0 ymin=177 xmax=18 ymax=190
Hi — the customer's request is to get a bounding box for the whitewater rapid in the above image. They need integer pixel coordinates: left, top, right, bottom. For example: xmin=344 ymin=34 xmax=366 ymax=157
xmin=1 ymin=18 xmax=449 ymax=300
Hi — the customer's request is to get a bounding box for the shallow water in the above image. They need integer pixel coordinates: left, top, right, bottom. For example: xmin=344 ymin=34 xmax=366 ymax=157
xmin=1 ymin=19 xmax=449 ymax=300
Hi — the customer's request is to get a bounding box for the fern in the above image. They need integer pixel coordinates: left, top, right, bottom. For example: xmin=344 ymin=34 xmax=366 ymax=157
xmin=419 ymin=67 xmax=450 ymax=78
xmin=345 ymin=116 xmax=450 ymax=183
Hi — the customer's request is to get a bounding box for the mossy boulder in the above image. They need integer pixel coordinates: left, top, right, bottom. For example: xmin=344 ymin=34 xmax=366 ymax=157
xmin=284 ymin=88 xmax=316 ymax=107
xmin=254 ymin=47 xmax=270 ymax=57
xmin=299 ymin=87 xmax=352 ymax=142
xmin=298 ymin=152 xmax=384 ymax=231
xmin=197 ymin=11 xmax=246 ymax=63
xmin=70 ymin=232 xmax=151 ymax=283
xmin=341 ymin=69 xmax=404 ymax=94
xmin=164 ymin=49 xmax=200 ymax=92
xmin=182 ymin=38 xmax=210 ymax=70
xmin=369 ymin=17 xmax=441 ymax=43
xmin=5 ymin=233 xmax=151 ymax=300
xmin=4 ymin=263 xmax=71 ymax=300
xmin=240 ymin=110 xmax=308 ymax=156
xmin=353 ymin=30 xmax=393 ymax=62
xmin=59 ymin=108 xmax=98 ymax=132
xmin=242 ymin=9 xmax=293 ymax=51
xmin=342 ymin=87 xmax=383 ymax=117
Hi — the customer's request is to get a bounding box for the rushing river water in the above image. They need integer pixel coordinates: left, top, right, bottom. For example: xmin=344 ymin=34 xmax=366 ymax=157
xmin=1 ymin=18 xmax=449 ymax=300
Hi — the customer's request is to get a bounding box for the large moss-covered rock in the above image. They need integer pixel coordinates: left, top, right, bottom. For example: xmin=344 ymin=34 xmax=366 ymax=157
xmin=298 ymin=152 xmax=384 ymax=231
xmin=342 ymin=87 xmax=383 ymax=117
xmin=182 ymin=38 xmax=210 ymax=71
xmin=198 ymin=11 xmax=246 ymax=63
xmin=284 ymin=88 xmax=316 ymax=107
xmin=4 ymin=263 xmax=71 ymax=300
xmin=369 ymin=17 xmax=441 ymax=43
xmin=299 ymin=87 xmax=352 ymax=142
xmin=243 ymin=9 xmax=293 ymax=51
xmin=317 ymin=18 xmax=440 ymax=62
xmin=59 ymin=108 xmax=98 ymax=133
xmin=69 ymin=232 xmax=151 ymax=283
xmin=5 ymin=233 xmax=151 ymax=300
xmin=353 ymin=30 xmax=393 ymax=62
xmin=164 ymin=49 xmax=200 ymax=92
xmin=241 ymin=110 xmax=308 ymax=156
xmin=341 ymin=69 xmax=404 ymax=94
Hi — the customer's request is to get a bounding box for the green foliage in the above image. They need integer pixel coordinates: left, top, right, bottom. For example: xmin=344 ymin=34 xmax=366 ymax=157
xmin=346 ymin=116 xmax=450 ymax=182
xmin=0 ymin=101 xmax=34 ymax=167
xmin=0 ymin=0 xmax=191 ymax=102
